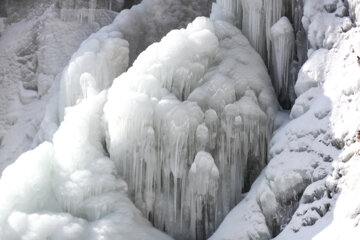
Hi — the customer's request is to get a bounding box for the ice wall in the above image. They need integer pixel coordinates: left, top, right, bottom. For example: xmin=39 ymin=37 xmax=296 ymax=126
xmin=104 ymin=17 xmax=278 ymax=239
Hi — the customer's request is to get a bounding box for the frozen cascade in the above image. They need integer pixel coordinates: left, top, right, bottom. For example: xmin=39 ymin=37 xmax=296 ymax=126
xmin=105 ymin=17 xmax=278 ymax=239
xmin=270 ymin=17 xmax=295 ymax=107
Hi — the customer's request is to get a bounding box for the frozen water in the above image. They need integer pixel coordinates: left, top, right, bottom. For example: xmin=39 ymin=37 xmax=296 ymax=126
xmin=210 ymin=1 xmax=360 ymax=240
xmin=270 ymin=17 xmax=295 ymax=105
xmin=0 ymin=93 xmax=172 ymax=240
xmin=104 ymin=17 xmax=278 ymax=239
xmin=210 ymin=0 xmax=299 ymax=108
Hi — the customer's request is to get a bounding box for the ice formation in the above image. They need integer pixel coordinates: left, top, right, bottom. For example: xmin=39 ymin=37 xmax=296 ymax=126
xmin=57 ymin=0 xmax=212 ymax=122
xmin=270 ymin=17 xmax=295 ymax=106
xmin=58 ymin=23 xmax=129 ymax=121
xmin=211 ymin=1 xmax=360 ymax=240
xmin=104 ymin=17 xmax=277 ymax=239
xmin=211 ymin=0 xmax=299 ymax=108
xmin=0 ymin=93 xmax=172 ymax=240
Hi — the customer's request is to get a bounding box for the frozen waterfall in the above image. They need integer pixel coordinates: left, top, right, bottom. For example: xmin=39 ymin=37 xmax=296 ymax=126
xmin=104 ymin=17 xmax=278 ymax=239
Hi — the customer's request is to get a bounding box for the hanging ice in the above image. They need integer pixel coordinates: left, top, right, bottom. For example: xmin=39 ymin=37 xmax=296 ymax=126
xmin=104 ymin=17 xmax=278 ymax=239
xmin=270 ymin=17 xmax=295 ymax=107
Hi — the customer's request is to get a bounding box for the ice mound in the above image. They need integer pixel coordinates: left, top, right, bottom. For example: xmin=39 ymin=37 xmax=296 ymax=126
xmin=104 ymin=17 xmax=278 ymax=239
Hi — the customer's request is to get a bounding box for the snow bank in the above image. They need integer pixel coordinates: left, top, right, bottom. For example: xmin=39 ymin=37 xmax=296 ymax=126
xmin=104 ymin=17 xmax=277 ymax=239
xmin=0 ymin=93 xmax=171 ymax=240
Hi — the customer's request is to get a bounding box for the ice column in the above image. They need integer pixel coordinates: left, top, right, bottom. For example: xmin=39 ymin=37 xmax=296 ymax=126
xmin=270 ymin=17 xmax=295 ymax=107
